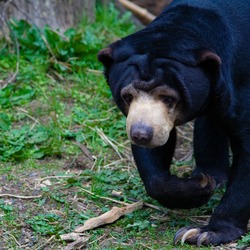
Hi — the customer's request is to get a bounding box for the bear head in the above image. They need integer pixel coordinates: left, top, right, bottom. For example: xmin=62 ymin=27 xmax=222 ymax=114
xmin=98 ymin=29 xmax=221 ymax=148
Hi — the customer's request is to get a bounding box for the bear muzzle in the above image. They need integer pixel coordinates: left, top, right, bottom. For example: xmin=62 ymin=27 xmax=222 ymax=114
xmin=125 ymin=91 xmax=174 ymax=147
xmin=130 ymin=123 xmax=154 ymax=146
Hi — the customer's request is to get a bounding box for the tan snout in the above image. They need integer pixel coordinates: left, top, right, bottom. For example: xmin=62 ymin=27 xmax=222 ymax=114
xmin=126 ymin=92 xmax=174 ymax=148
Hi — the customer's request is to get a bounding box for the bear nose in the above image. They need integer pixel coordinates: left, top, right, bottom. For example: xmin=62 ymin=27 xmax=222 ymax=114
xmin=130 ymin=123 xmax=153 ymax=145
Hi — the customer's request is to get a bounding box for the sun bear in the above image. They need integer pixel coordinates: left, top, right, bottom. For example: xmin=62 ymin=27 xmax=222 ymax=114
xmin=97 ymin=0 xmax=250 ymax=246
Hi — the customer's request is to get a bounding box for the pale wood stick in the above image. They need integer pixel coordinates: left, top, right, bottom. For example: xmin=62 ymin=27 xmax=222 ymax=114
xmin=118 ymin=0 xmax=156 ymax=23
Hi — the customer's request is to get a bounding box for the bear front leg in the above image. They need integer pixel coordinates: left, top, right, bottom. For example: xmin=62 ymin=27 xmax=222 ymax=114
xmin=175 ymin=138 xmax=250 ymax=245
xmin=174 ymin=173 xmax=250 ymax=246
xmin=132 ymin=128 xmax=216 ymax=209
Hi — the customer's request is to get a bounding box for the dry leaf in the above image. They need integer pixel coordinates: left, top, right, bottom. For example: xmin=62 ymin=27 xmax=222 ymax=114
xmin=74 ymin=201 xmax=143 ymax=233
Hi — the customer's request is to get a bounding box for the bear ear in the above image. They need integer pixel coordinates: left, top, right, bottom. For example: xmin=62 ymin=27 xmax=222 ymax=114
xmin=97 ymin=47 xmax=113 ymax=67
xmin=197 ymin=51 xmax=221 ymax=72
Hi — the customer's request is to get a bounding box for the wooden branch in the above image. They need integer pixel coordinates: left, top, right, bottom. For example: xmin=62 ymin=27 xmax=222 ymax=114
xmin=74 ymin=201 xmax=143 ymax=233
xmin=118 ymin=0 xmax=156 ymax=23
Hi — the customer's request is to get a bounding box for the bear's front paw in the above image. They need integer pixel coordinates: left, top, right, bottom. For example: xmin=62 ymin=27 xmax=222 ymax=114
xmin=173 ymin=173 xmax=216 ymax=208
xmin=194 ymin=173 xmax=216 ymax=190
xmin=183 ymin=173 xmax=217 ymax=208
xmin=149 ymin=173 xmax=217 ymax=208
xmin=174 ymin=224 xmax=245 ymax=246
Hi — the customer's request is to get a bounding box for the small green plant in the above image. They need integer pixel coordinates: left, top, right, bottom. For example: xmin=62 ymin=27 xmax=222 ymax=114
xmin=0 ymin=199 xmax=13 ymax=213
xmin=26 ymin=213 xmax=62 ymax=236
xmin=0 ymin=84 xmax=35 ymax=108
xmin=8 ymin=3 xmax=135 ymax=73
xmin=238 ymin=234 xmax=250 ymax=248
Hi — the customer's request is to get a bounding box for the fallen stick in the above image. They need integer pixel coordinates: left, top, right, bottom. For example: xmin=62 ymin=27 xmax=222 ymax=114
xmin=80 ymin=187 xmax=129 ymax=206
xmin=60 ymin=232 xmax=83 ymax=242
xmin=74 ymin=201 xmax=143 ymax=233
xmin=63 ymin=237 xmax=89 ymax=250
xmin=118 ymin=0 xmax=156 ymax=23
xmin=74 ymin=141 xmax=94 ymax=161
xmin=111 ymin=190 xmax=163 ymax=211
xmin=0 ymin=193 xmax=42 ymax=199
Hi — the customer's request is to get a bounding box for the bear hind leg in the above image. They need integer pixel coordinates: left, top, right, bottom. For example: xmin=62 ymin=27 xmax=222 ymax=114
xmin=193 ymin=116 xmax=230 ymax=186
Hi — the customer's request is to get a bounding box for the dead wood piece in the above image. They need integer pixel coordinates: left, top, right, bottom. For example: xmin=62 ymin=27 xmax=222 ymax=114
xmin=60 ymin=232 xmax=83 ymax=242
xmin=63 ymin=236 xmax=89 ymax=250
xmin=74 ymin=201 xmax=143 ymax=233
xmin=118 ymin=0 xmax=156 ymax=23
xmin=74 ymin=142 xmax=94 ymax=161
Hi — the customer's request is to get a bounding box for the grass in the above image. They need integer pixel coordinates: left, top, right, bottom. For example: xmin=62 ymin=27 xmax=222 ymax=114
xmin=0 ymin=3 xmax=249 ymax=249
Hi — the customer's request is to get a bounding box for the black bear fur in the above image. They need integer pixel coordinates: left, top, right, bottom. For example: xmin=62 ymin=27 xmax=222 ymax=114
xmin=98 ymin=0 xmax=250 ymax=246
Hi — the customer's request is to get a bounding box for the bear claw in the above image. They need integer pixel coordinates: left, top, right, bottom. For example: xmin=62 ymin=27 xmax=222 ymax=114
xmin=174 ymin=224 xmax=245 ymax=246
xmin=181 ymin=228 xmax=200 ymax=244
xmin=174 ymin=227 xmax=204 ymax=246
xmin=197 ymin=232 xmax=209 ymax=246
xmin=199 ymin=173 xmax=216 ymax=189
xmin=173 ymin=227 xmax=188 ymax=244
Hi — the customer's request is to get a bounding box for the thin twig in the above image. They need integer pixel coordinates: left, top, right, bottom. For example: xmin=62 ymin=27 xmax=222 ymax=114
xmin=176 ymin=127 xmax=193 ymax=142
xmin=178 ymin=148 xmax=193 ymax=162
xmin=0 ymin=7 xmax=19 ymax=88
xmin=34 ymin=235 xmax=55 ymax=250
xmin=17 ymin=108 xmax=41 ymax=125
xmin=8 ymin=233 xmax=21 ymax=247
xmin=0 ymin=194 xmax=42 ymax=199
xmin=79 ymin=187 xmax=129 ymax=206
xmin=74 ymin=141 xmax=94 ymax=161
xmin=86 ymin=69 xmax=103 ymax=75
xmin=88 ymin=233 xmax=107 ymax=246
xmin=138 ymin=243 xmax=154 ymax=250
xmin=10 ymin=1 xmax=58 ymax=62
xmin=80 ymin=188 xmax=165 ymax=212
xmin=35 ymin=174 xmax=75 ymax=186
xmin=111 ymin=191 xmax=164 ymax=212
xmin=46 ymin=26 xmax=69 ymax=41
xmin=95 ymin=127 xmax=123 ymax=159
xmin=101 ymin=159 xmax=123 ymax=169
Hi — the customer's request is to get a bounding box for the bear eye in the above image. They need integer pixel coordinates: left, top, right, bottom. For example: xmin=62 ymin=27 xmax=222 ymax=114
xmin=161 ymin=95 xmax=177 ymax=106
xmin=122 ymin=93 xmax=133 ymax=105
